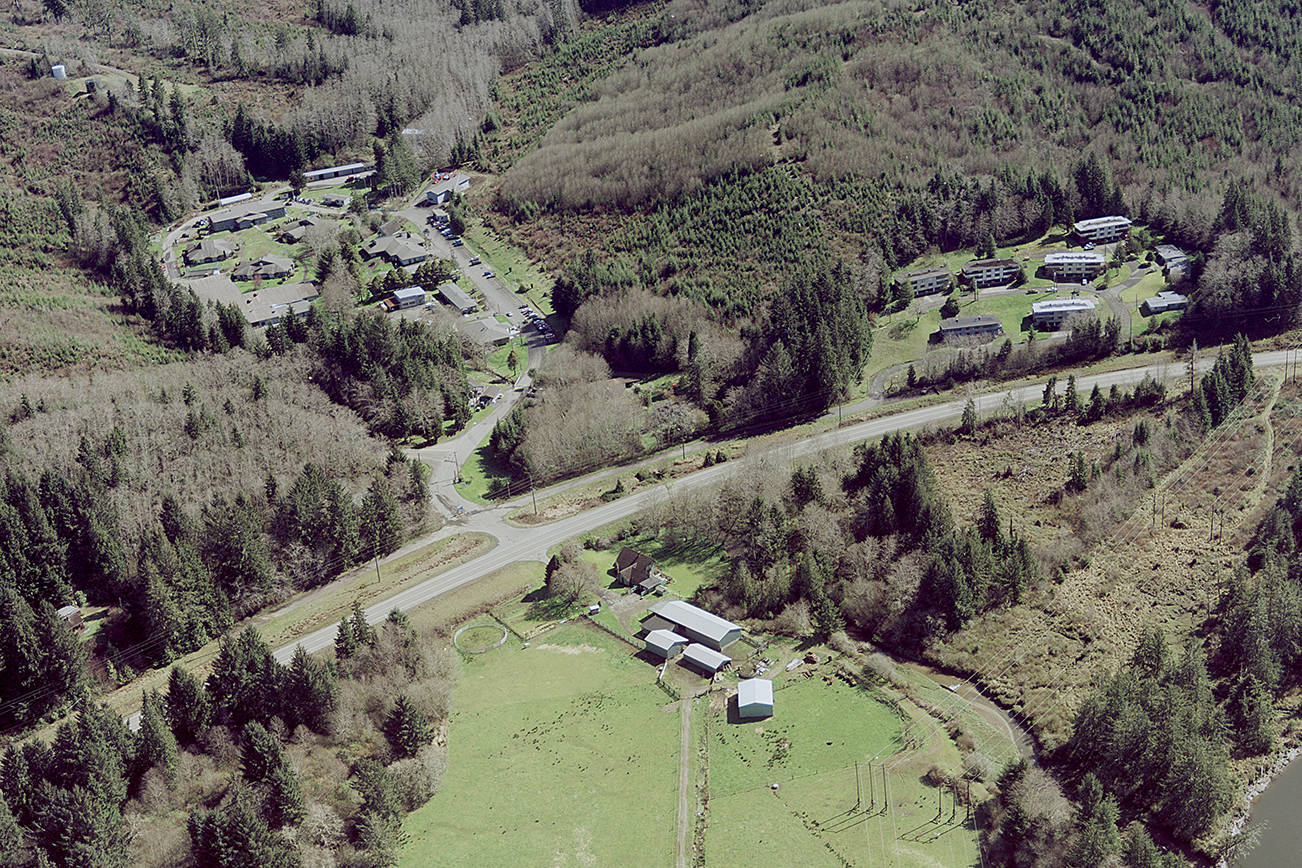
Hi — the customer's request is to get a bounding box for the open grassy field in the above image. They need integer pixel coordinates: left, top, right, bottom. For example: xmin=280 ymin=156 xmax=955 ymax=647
xmin=484 ymin=334 xmax=528 ymax=381
xmin=401 ymin=621 xmax=680 ymax=867
xmin=1120 ymin=268 xmax=1168 ymax=305
xmin=702 ymin=667 xmax=982 ymax=867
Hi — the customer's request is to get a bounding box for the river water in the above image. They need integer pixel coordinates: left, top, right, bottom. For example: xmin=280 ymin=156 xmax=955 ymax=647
xmin=1236 ymin=755 xmax=1302 ymax=867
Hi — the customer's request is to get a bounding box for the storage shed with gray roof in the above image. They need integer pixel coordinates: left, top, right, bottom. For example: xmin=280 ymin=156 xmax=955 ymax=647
xmin=641 ymin=600 xmax=741 ymax=651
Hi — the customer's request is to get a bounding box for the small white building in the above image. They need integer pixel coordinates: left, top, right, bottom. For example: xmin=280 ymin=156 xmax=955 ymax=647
xmin=51 ymin=64 xmax=66 ymax=80
xmin=682 ymin=643 xmax=730 ymax=675
xmin=645 ymin=629 xmax=689 ymax=660
xmin=392 ymin=286 xmax=426 ymax=309
xmin=737 ymin=678 xmax=773 ymax=719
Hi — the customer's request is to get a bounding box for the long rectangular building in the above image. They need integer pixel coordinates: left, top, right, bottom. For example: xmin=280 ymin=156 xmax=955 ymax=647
xmin=1043 ymin=251 xmax=1106 ymax=280
xmin=896 ymin=267 xmax=952 ymax=297
xmin=961 ymin=257 xmax=1020 ymax=288
xmin=641 ymin=600 xmax=741 ymax=651
xmin=1031 ymin=298 xmax=1097 ymax=329
xmin=436 ymin=281 xmax=477 ymax=314
xmin=1073 ymin=216 xmax=1132 ymax=243
xmin=937 ymin=314 xmax=1003 ymax=341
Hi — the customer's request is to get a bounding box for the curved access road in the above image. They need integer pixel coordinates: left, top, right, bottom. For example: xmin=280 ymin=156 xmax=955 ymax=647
xmin=276 ymin=349 xmax=1290 ymax=662
xmin=123 ymin=349 xmax=1287 ymax=731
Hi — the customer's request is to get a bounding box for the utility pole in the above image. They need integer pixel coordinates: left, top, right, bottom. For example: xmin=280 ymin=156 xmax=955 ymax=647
xmin=868 ymin=761 xmax=875 ymax=810
xmin=1152 ymin=492 xmax=1157 ymax=529
xmin=374 ymin=554 xmax=381 ymax=585
xmin=854 ymin=761 xmax=862 ymax=811
xmin=528 ymin=471 xmax=538 ymax=515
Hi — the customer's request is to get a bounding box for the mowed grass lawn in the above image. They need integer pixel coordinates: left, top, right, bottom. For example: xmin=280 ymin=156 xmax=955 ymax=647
xmin=581 ymin=534 xmax=728 ymax=600
xmin=401 ymin=623 xmax=679 ymax=867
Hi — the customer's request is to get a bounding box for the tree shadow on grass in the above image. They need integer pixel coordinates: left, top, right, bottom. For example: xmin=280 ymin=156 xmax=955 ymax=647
xmin=524 ymin=595 xmax=582 ymax=622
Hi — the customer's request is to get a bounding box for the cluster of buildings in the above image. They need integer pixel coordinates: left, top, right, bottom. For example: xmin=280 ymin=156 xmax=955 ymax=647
xmin=633 ymin=597 xmax=774 ymax=718
xmin=205 ymin=199 xmax=287 ymax=234
xmin=641 ymin=599 xmax=741 ymax=674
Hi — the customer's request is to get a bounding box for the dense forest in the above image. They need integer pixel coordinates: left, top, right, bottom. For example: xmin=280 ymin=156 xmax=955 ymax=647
xmin=0 ymin=613 xmax=452 ymax=867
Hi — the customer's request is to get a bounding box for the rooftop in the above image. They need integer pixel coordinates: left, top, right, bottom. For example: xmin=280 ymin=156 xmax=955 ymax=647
xmin=241 ymin=282 xmax=320 ymax=326
xmin=436 ymin=281 xmax=476 ymax=311
xmin=962 ymin=257 xmax=1018 ymax=270
xmin=901 ymin=267 xmax=951 ymax=280
xmin=1073 ymin=215 xmax=1132 ymax=231
xmin=938 ymin=314 xmax=1002 ymax=331
xmin=1043 ymin=251 xmax=1106 ymax=266
xmin=394 ymin=286 xmax=426 ymax=301
xmin=1031 ymin=298 xmax=1098 ymax=314
xmin=681 ymin=643 xmax=730 ymax=672
xmin=645 ymin=629 xmax=688 ymax=653
xmin=208 ymin=198 xmax=282 ymax=224
xmin=647 ymin=599 xmax=741 ymax=644
xmin=737 ymin=678 xmax=773 ymax=707
xmin=304 ymin=162 xmax=370 ymax=179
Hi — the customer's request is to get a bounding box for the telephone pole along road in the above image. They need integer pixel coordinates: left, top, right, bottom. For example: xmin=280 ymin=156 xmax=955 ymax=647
xmin=276 ymin=350 xmax=1288 ymax=662
xmin=123 ymin=350 xmax=1288 ymax=728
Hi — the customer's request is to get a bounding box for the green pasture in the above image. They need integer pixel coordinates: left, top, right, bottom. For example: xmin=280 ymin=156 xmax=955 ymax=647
xmin=400 ymin=623 xmax=679 ymax=867
xmin=581 ymin=534 xmax=727 ymax=600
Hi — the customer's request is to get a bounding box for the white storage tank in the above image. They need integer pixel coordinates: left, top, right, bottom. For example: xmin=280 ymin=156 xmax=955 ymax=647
xmin=51 ymin=64 xmax=67 ymax=80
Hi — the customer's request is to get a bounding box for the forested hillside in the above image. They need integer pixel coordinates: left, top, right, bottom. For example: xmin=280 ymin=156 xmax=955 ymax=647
xmin=477 ymin=0 xmax=1302 ymax=398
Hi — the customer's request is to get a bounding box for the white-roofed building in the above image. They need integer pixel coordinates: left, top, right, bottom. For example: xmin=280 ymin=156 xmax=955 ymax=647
xmin=681 ymin=643 xmax=730 ymax=674
xmin=645 ymin=629 xmax=689 ymax=659
xmin=641 ymin=599 xmax=742 ymax=651
xmin=1140 ymin=291 xmax=1189 ymax=316
xmin=1043 ymin=251 xmax=1106 ymax=281
xmin=1073 ymin=215 xmax=1132 ymax=243
xmin=737 ymin=678 xmax=773 ymax=719
xmin=1031 ymin=297 xmax=1097 ymax=329
xmin=304 ymin=162 xmax=372 ymax=182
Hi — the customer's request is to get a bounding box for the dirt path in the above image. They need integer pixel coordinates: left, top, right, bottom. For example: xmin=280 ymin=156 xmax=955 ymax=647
xmin=675 ymin=698 xmax=691 ymax=868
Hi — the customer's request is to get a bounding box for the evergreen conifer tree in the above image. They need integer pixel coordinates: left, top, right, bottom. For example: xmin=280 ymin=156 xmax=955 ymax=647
xmin=384 ymin=695 xmax=435 ymax=759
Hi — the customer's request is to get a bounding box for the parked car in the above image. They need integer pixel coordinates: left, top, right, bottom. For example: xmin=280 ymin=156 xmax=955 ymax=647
xmin=451 ymin=239 xmax=463 ymax=247
xmin=469 ymin=256 xmax=481 ymax=266
xmin=1083 ymin=242 xmax=1095 ymax=250
xmin=483 ymin=270 xmax=495 ymax=278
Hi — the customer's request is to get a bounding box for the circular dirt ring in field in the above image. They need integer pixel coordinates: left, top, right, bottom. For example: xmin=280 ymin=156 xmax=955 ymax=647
xmin=454 ymin=623 xmax=507 ymax=653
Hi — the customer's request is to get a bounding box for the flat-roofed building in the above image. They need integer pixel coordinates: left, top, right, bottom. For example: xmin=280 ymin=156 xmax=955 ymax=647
xmin=303 ymin=162 xmax=372 ymax=182
xmin=896 ymin=267 xmax=952 ymax=297
xmin=1044 ymin=251 xmax=1106 ymax=280
xmin=392 ymin=286 xmax=426 ymax=309
xmin=1031 ymin=297 xmax=1097 ymax=330
xmin=1073 ymin=216 xmax=1132 ymax=243
xmin=961 ymin=257 xmax=1020 ymax=288
xmin=681 ymin=643 xmax=730 ymax=674
xmin=737 ymin=678 xmax=773 ymax=719
xmin=641 ymin=600 xmax=742 ymax=651
xmin=1140 ymin=291 xmax=1189 ymax=316
xmin=937 ymin=314 xmax=1003 ymax=342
